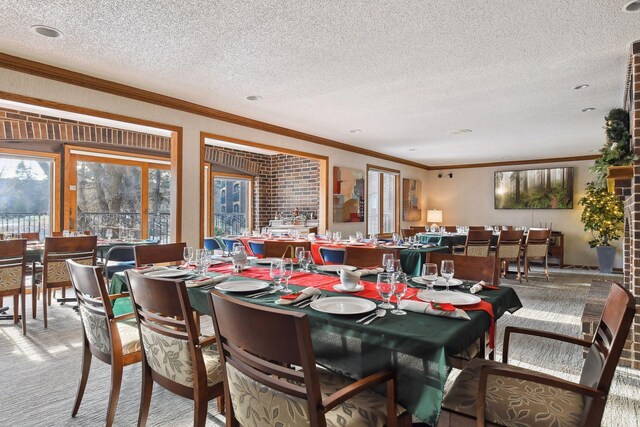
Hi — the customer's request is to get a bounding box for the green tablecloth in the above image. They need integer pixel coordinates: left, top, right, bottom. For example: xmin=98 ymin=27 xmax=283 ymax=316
xmin=400 ymin=246 xmax=450 ymax=276
xmin=110 ymin=267 xmax=522 ymax=424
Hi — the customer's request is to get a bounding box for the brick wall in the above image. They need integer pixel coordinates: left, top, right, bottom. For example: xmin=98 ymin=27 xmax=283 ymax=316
xmin=0 ymin=107 xmax=171 ymax=152
xmin=210 ymin=147 xmax=320 ymax=229
xmin=629 ymin=42 xmax=640 ymax=369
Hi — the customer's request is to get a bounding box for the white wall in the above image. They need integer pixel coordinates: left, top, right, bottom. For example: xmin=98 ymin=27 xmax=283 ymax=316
xmin=426 ymin=160 xmax=623 ymax=268
xmin=0 ymin=68 xmax=429 ymax=243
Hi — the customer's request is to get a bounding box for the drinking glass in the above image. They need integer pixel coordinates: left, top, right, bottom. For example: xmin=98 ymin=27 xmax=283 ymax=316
xmin=391 ymin=233 xmax=400 ymax=245
xmin=270 ymin=259 xmax=284 ymax=290
xmin=295 ymin=246 xmax=305 ymax=261
xmin=281 ymin=258 xmax=294 ymax=294
xmin=376 ymin=273 xmax=396 ymax=309
xmin=325 ymin=230 xmax=331 ymax=240
xmin=369 ymin=234 xmax=378 ymax=246
xmin=232 ymin=242 xmax=244 ymax=254
xmin=105 ymin=228 xmax=113 ymax=240
xmin=441 ymin=260 xmax=455 ymax=291
xmin=389 ymin=259 xmax=402 ymax=274
xmin=421 ymin=263 xmax=438 ymax=290
xmin=439 ymin=226 xmax=446 ymax=234
xmin=333 ymin=231 xmax=342 ymax=243
xmin=391 ymin=274 xmax=408 ymax=315
xmin=183 ymin=246 xmax=194 ymax=267
xmin=194 ymin=249 xmax=205 ymax=275
xmin=299 ymin=250 xmax=312 ymax=272
xmin=382 ymin=253 xmax=395 ymax=272
xmin=355 ymin=231 xmax=363 ymax=242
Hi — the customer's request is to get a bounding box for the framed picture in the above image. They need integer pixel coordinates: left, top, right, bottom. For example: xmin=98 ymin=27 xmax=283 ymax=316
xmin=333 ymin=166 xmax=365 ymax=222
xmin=402 ymin=178 xmax=422 ymax=220
xmin=494 ymin=167 xmax=574 ymax=209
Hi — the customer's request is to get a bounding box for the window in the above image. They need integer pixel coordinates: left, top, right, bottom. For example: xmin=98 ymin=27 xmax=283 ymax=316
xmin=367 ymin=166 xmax=399 ymax=235
xmin=211 ymin=174 xmax=252 ymax=235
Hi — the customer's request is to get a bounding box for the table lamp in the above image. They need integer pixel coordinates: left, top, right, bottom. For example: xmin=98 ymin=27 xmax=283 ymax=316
xmin=426 ymin=209 xmax=443 ymax=230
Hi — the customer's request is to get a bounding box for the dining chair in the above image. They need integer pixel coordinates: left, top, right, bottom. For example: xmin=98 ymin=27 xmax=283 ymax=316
xmin=263 ymin=240 xmax=310 ymax=258
xmin=444 ymin=226 xmax=457 ymax=233
xmin=523 ymin=228 xmax=551 ymax=282
xmin=0 ymin=239 xmax=27 ymax=335
xmin=102 ymin=245 xmax=136 ymax=280
xmin=410 ymin=226 xmax=426 ymax=234
xmin=467 ymin=226 xmax=486 ymax=231
xmin=32 ymin=235 xmax=97 ymax=328
xmin=401 ymin=227 xmax=417 ymax=238
xmin=464 ymin=230 xmax=493 ymax=257
xmin=495 ymin=230 xmax=524 ymax=282
xmin=133 ymin=242 xmax=186 ymax=267
xmin=344 ymin=246 xmax=399 ymax=268
xmin=50 ymin=231 xmax=64 ymax=237
xmin=440 ymin=281 xmax=635 ymax=427
xmin=427 ymin=252 xmax=498 ymax=285
xmin=208 ymin=290 xmax=411 ymax=427
xmin=17 ymin=232 xmax=40 ymax=242
xmin=318 ymin=246 xmax=346 ymax=264
xmin=203 ymin=237 xmax=222 ymax=251
xmin=222 ymin=237 xmax=240 ymax=252
xmin=126 ymin=271 xmax=224 ymax=427
xmin=66 ymin=260 xmax=141 ymax=427
xmin=247 ymin=240 xmax=265 ymax=257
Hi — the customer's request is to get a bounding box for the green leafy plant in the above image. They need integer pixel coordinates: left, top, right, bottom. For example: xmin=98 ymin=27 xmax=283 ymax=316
xmin=590 ymin=108 xmax=635 ymax=186
xmin=578 ymin=183 xmax=624 ymax=247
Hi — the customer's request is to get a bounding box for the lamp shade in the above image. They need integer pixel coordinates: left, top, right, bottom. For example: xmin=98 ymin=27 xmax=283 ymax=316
xmin=426 ymin=209 xmax=443 ymax=223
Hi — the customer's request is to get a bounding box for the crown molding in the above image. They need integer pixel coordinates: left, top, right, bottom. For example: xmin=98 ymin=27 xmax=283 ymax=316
xmin=428 ymin=154 xmax=599 ymax=170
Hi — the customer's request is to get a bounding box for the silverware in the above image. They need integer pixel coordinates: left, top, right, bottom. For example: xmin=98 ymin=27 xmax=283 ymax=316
xmin=248 ymin=289 xmax=278 ymax=298
xmin=356 ymin=311 xmax=378 ymax=323
xmin=297 ymin=293 xmax=324 ymax=308
xmin=363 ymin=309 xmax=386 ymax=325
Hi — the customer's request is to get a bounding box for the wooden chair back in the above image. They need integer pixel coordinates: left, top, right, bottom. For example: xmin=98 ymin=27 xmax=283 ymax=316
xmin=263 ymin=240 xmax=310 ymax=258
xmin=468 ymin=226 xmax=486 ymax=231
xmin=496 ymin=230 xmax=524 ymax=259
xmin=43 ymin=236 xmax=97 ymax=287
xmin=134 ymin=242 xmax=186 ymax=267
xmin=208 ymin=291 xmax=325 ymax=423
xmin=443 ymin=226 xmax=457 ymax=233
xmin=0 ymin=239 xmax=27 ymax=334
xmin=126 ymin=271 xmax=220 ymax=398
xmin=464 ymin=230 xmax=493 ymax=257
xmin=524 ymin=228 xmax=551 ymax=258
xmin=344 ymin=246 xmax=399 ymax=268
xmin=427 ymin=252 xmax=498 ymax=284
xmin=580 ymin=282 xmax=635 ymax=420
xmin=16 ymin=232 xmax=40 ymax=242
xmin=318 ymin=246 xmax=346 ymax=264
xmin=401 ymin=227 xmax=417 ymax=238
xmin=410 ymin=226 xmax=426 ymax=233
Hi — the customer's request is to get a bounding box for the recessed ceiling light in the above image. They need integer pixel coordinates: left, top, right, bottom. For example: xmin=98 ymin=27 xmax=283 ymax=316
xmin=581 ymin=107 xmax=596 ymax=112
xmin=573 ymin=84 xmax=589 ymax=90
xmin=31 ymin=25 xmax=63 ymax=38
xmin=624 ymin=1 xmax=640 ymax=12
xmin=448 ymin=129 xmax=472 ymax=135
xmin=246 ymin=95 xmax=262 ymax=101
xmin=349 ymin=129 xmax=362 ymax=134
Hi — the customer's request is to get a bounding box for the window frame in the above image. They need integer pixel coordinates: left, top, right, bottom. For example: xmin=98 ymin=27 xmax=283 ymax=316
xmin=207 ymin=171 xmax=254 ymax=236
xmin=366 ymin=164 xmax=400 ymax=237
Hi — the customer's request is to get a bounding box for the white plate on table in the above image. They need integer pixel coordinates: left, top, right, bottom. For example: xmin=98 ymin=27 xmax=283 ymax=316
xmin=333 ymin=284 xmax=365 ymax=293
xmin=315 ymin=265 xmax=357 ymax=273
xmin=214 ymin=280 xmax=270 ymax=293
xmin=144 ymin=269 xmax=194 ymax=278
xmin=310 ymin=296 xmax=376 ymax=315
xmin=433 ymin=277 xmax=463 ymax=287
xmin=254 ymin=257 xmax=298 ymax=265
xmin=416 ymin=290 xmax=480 ymax=306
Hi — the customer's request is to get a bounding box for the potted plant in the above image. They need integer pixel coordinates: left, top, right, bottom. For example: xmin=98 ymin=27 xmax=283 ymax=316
xmin=578 ymin=183 xmax=624 ymax=273
xmin=590 ymin=108 xmax=635 ymax=186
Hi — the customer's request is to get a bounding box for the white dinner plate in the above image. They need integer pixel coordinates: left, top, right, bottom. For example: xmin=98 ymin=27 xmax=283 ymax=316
xmin=310 ymin=297 xmax=376 ymax=315
xmin=315 ymin=265 xmax=357 ymax=273
xmin=253 ymin=257 xmax=298 ymax=265
xmin=333 ymin=284 xmax=365 ymax=293
xmin=214 ymin=280 xmax=270 ymax=293
xmin=416 ymin=290 xmax=480 ymax=306
xmin=433 ymin=277 xmax=463 ymax=287
xmin=144 ymin=269 xmax=194 ymax=278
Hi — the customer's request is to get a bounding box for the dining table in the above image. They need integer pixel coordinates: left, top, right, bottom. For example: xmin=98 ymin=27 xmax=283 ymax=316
xmin=108 ymin=260 xmax=522 ymax=425
xmin=418 ymin=232 xmax=499 ymax=248
xmin=25 ymin=238 xmax=156 ymax=263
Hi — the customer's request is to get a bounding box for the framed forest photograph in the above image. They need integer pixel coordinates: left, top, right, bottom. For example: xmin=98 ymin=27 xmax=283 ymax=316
xmin=494 ymin=167 xmax=574 ymax=209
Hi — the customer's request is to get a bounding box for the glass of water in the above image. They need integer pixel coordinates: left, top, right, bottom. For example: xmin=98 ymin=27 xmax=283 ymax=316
xmin=382 ymin=253 xmax=395 ymax=272
xmin=376 ymin=273 xmax=396 ymax=309
xmin=391 ymin=273 xmax=408 ymax=315
xmin=421 ymin=263 xmax=438 ymax=290
xmin=440 ymin=260 xmax=455 ymax=291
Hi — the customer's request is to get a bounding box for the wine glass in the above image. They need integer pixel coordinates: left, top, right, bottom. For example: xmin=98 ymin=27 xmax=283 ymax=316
xmin=281 ymin=258 xmax=294 ymax=294
xmin=441 ymin=260 xmax=455 ymax=291
xmin=299 ymin=250 xmax=312 ymax=272
xmin=333 ymin=231 xmax=342 ymax=243
xmin=369 ymin=233 xmax=378 ymax=246
xmin=270 ymin=259 xmax=284 ymax=290
xmin=421 ymin=263 xmax=438 ymax=290
xmin=382 ymin=253 xmax=395 ymax=272
xmin=355 ymin=231 xmax=363 ymax=242
xmin=392 ymin=233 xmax=400 ymax=245
xmin=295 ymin=246 xmax=305 ymax=262
xmin=105 ymin=228 xmax=113 ymax=240
xmin=391 ymin=273 xmax=408 ymax=315
xmin=200 ymin=249 xmax=211 ymax=276
xmin=376 ymin=273 xmax=396 ymax=309
xmin=183 ymin=246 xmax=194 ymax=268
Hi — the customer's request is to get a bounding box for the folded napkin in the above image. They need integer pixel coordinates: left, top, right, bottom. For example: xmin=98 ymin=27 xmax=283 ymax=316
xmin=353 ymin=267 xmax=384 ymax=276
xmin=470 ymin=281 xmax=499 ymax=293
xmin=276 ymin=287 xmax=321 ymax=305
xmin=186 ymin=274 xmax=231 ymax=288
xmin=134 ymin=265 xmax=168 ymax=274
xmin=401 ymin=300 xmax=470 ymax=320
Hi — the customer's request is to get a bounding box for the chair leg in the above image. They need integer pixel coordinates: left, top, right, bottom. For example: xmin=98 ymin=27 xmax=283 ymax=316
xmin=524 ymin=259 xmax=529 ymax=282
xmin=47 ymin=288 xmax=52 ymax=306
xmin=21 ymin=290 xmax=26 ymax=335
xmin=138 ymin=363 xmax=153 ymax=427
xmin=105 ymin=363 xmax=123 ymax=427
xmin=43 ymin=286 xmax=48 ymax=328
xmin=31 ymin=283 xmax=37 ymax=319
xmin=385 ymin=378 xmax=398 ymax=427
xmin=516 ymin=257 xmax=521 ymax=283
xmin=544 ymin=257 xmax=549 ymax=281
xmin=216 ymin=396 xmax=225 ymax=415
xmin=72 ymin=342 xmax=92 ymax=417
xmin=194 ymin=396 xmax=209 ymax=427
xmin=13 ymin=294 xmax=19 ymax=324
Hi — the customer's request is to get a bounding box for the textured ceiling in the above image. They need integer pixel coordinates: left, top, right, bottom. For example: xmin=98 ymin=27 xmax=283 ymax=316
xmin=0 ymin=1 xmax=638 ymax=166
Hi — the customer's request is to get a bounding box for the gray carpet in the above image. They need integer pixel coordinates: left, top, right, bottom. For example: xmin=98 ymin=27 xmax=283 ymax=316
xmin=1 ymin=268 xmax=638 ymax=426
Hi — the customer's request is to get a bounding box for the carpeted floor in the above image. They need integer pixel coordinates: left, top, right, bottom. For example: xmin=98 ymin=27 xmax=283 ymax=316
xmin=1 ymin=267 xmax=638 ymax=426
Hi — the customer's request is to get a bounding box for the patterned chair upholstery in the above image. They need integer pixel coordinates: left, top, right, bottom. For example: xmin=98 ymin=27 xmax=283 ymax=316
xmin=126 ymin=270 xmax=224 ymax=427
xmin=209 ymin=291 xmax=411 ymax=427
xmin=0 ymin=239 xmax=27 ymax=335
xmin=496 ymin=230 xmax=524 ymax=282
xmin=464 ymin=230 xmax=493 ymax=257
xmin=440 ymin=282 xmax=635 ymax=427
xmin=67 ymin=259 xmax=141 ymax=427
